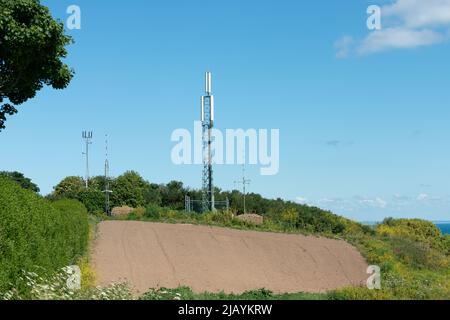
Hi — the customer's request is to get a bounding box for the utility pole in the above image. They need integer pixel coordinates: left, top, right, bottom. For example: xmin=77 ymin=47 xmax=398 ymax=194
xmin=234 ymin=165 xmax=251 ymax=214
xmin=103 ymin=134 xmax=112 ymax=216
xmin=82 ymin=131 xmax=93 ymax=188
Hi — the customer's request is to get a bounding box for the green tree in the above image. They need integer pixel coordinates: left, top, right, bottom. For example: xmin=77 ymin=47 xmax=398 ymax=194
xmin=144 ymin=183 xmax=162 ymax=206
xmin=0 ymin=171 xmax=39 ymax=192
xmin=0 ymin=0 xmax=74 ymax=130
xmin=52 ymin=176 xmax=85 ymax=199
xmin=77 ymin=188 xmax=104 ymax=213
xmin=111 ymin=171 xmax=151 ymax=208
xmin=161 ymin=181 xmax=185 ymax=210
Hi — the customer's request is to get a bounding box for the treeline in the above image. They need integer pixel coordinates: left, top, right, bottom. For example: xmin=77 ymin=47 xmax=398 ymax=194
xmin=48 ymin=170 xmax=372 ymax=236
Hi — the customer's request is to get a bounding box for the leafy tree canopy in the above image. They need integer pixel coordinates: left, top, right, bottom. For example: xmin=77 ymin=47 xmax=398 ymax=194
xmin=0 ymin=0 xmax=73 ymax=130
xmin=52 ymin=176 xmax=84 ymax=199
xmin=110 ymin=171 xmax=153 ymax=208
xmin=0 ymin=171 xmax=39 ymax=192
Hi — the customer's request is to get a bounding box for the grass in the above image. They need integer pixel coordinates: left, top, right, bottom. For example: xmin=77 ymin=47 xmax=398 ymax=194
xmin=139 ymin=287 xmax=327 ymax=300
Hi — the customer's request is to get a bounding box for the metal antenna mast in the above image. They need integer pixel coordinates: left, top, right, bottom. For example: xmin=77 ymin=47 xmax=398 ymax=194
xmin=82 ymin=131 xmax=93 ymax=188
xmin=103 ymin=134 xmax=112 ymax=216
xmin=234 ymin=164 xmax=251 ymax=214
xmin=201 ymin=72 xmax=215 ymax=212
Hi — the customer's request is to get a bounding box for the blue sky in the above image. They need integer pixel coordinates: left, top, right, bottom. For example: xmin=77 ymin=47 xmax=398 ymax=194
xmin=1 ymin=0 xmax=450 ymax=221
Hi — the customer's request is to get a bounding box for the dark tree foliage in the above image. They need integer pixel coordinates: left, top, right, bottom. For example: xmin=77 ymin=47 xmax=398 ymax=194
xmin=0 ymin=171 xmax=39 ymax=192
xmin=161 ymin=181 xmax=185 ymax=210
xmin=0 ymin=0 xmax=73 ymax=130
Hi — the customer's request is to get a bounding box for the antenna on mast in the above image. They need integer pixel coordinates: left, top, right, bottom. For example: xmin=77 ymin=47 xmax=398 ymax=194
xmin=201 ymin=72 xmax=215 ymax=212
xmin=82 ymin=131 xmax=93 ymax=188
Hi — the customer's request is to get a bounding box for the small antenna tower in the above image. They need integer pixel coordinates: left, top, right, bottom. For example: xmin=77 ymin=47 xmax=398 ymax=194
xmin=234 ymin=164 xmax=251 ymax=214
xmin=103 ymin=134 xmax=112 ymax=216
xmin=201 ymin=72 xmax=215 ymax=212
xmin=82 ymin=131 xmax=93 ymax=188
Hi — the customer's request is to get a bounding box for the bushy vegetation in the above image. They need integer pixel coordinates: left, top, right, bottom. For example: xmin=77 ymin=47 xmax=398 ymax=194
xmin=51 ymin=173 xmax=368 ymax=238
xmin=49 ymin=171 xmax=162 ymax=213
xmin=1 ymin=269 xmax=132 ymax=300
xmin=377 ymin=218 xmax=449 ymax=255
xmin=0 ymin=176 xmax=89 ymax=296
xmin=333 ymin=218 xmax=450 ymax=300
xmin=140 ymin=287 xmax=326 ymax=301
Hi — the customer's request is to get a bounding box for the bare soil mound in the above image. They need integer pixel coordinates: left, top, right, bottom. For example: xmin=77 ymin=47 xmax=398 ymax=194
xmin=235 ymin=213 xmax=264 ymax=225
xmin=92 ymin=221 xmax=368 ymax=294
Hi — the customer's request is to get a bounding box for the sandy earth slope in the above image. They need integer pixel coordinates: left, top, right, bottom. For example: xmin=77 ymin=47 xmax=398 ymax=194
xmin=92 ymin=221 xmax=368 ymax=294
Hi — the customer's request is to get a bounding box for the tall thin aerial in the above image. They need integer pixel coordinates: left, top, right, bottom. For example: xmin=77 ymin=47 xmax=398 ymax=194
xmin=82 ymin=131 xmax=93 ymax=188
xmin=201 ymin=72 xmax=215 ymax=212
xmin=234 ymin=164 xmax=251 ymax=214
xmin=103 ymin=134 xmax=112 ymax=216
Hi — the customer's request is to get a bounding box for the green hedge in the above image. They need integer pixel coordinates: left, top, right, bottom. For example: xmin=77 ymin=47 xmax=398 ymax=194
xmin=0 ymin=177 xmax=89 ymax=293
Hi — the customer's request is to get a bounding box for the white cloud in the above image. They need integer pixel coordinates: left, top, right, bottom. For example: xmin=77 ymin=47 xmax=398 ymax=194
xmin=383 ymin=0 xmax=450 ymax=28
xmin=417 ymin=193 xmax=429 ymax=201
xmin=358 ymin=197 xmax=388 ymax=208
xmin=334 ymin=36 xmax=354 ymax=58
xmin=335 ymin=0 xmax=450 ymax=56
xmin=296 ymin=196 xmax=309 ymax=204
xmin=358 ymin=27 xmax=444 ymax=54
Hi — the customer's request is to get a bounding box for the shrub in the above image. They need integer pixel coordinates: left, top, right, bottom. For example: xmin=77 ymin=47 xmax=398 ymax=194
xmin=377 ymin=218 xmax=448 ymax=254
xmin=280 ymin=208 xmax=298 ymax=229
xmin=131 ymin=207 xmax=145 ymax=219
xmin=76 ymin=188 xmax=105 ymax=213
xmin=389 ymin=237 xmax=442 ymax=269
xmin=145 ymin=204 xmax=162 ymax=219
xmin=203 ymin=211 xmax=235 ymax=225
xmin=0 ymin=177 xmax=89 ymax=295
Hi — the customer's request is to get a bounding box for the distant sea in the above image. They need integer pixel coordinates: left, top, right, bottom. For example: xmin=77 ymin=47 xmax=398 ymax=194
xmin=361 ymin=221 xmax=450 ymax=235
xmin=436 ymin=223 xmax=450 ymax=235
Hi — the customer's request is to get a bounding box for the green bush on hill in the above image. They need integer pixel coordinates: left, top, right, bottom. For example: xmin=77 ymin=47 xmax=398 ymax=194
xmin=377 ymin=218 xmax=449 ymax=255
xmin=0 ymin=176 xmax=89 ymax=295
xmin=336 ymin=218 xmax=450 ymax=300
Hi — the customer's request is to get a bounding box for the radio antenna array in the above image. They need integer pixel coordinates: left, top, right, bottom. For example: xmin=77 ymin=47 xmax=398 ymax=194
xmin=82 ymin=131 xmax=93 ymax=188
xmin=201 ymin=72 xmax=215 ymax=212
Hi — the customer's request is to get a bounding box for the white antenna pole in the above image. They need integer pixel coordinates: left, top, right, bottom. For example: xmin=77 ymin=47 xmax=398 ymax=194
xmin=82 ymin=131 xmax=93 ymax=188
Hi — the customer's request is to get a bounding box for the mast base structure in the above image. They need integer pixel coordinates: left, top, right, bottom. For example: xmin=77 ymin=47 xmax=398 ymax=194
xmin=201 ymin=72 xmax=215 ymax=212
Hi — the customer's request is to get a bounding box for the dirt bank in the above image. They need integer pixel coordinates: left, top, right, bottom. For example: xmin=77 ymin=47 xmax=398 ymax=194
xmin=92 ymin=221 xmax=368 ymax=294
